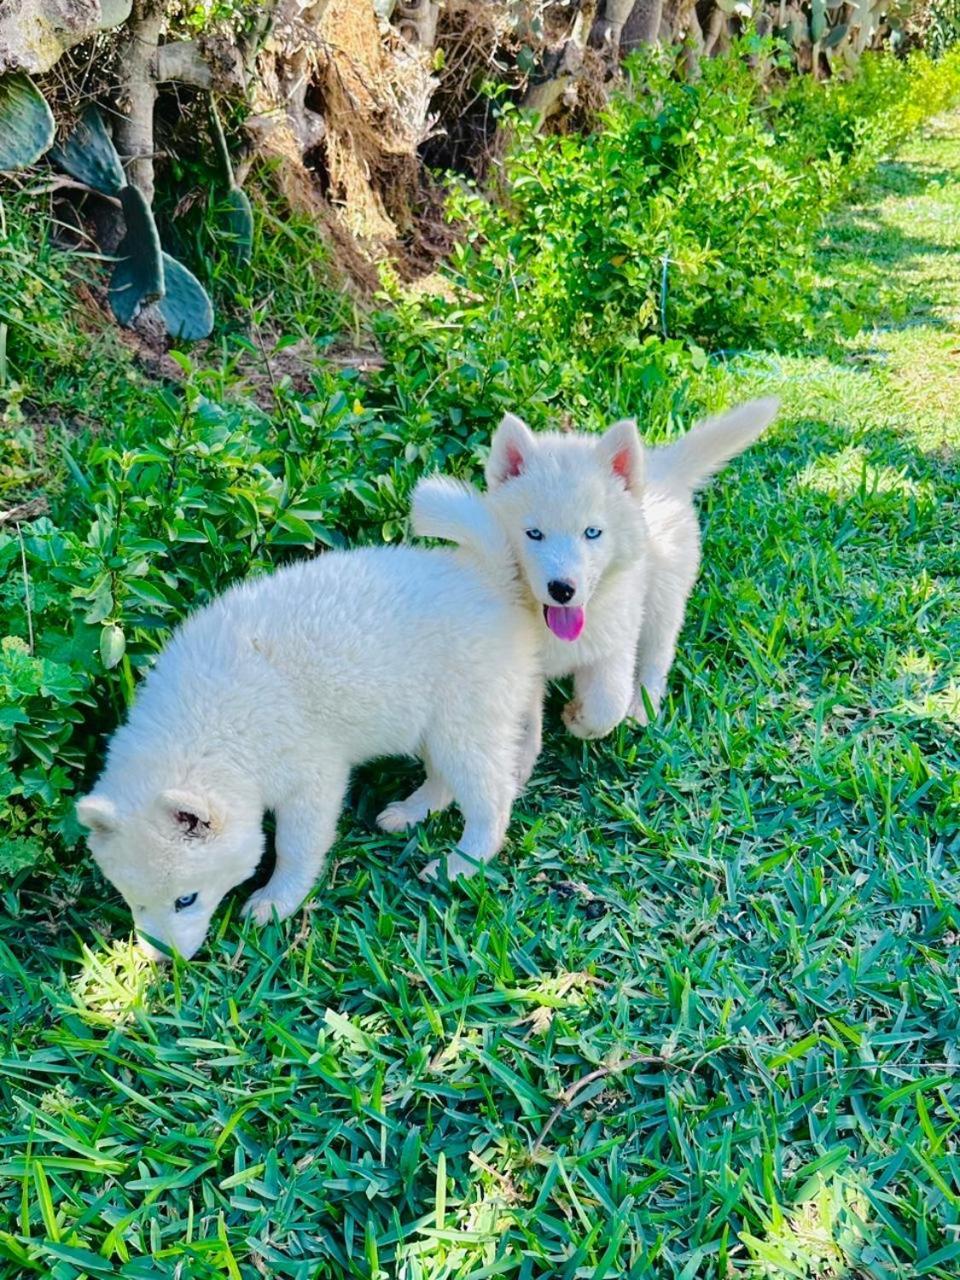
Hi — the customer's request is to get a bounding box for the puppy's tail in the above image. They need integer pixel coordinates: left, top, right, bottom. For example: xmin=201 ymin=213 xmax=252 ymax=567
xmin=411 ymin=475 xmax=516 ymax=588
xmin=649 ymin=397 xmax=779 ymax=491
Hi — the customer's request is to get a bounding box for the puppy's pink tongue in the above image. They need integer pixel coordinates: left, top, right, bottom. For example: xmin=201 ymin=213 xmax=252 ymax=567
xmin=544 ymin=605 xmax=585 ymax=641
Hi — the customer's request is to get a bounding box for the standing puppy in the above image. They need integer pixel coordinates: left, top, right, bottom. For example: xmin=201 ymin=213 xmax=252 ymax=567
xmin=413 ymin=398 xmax=778 ymax=745
xmin=77 ymin=546 xmax=542 ymax=959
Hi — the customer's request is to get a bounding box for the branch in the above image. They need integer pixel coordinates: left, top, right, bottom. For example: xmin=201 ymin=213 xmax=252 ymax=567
xmin=531 ymin=1053 xmax=667 ymax=1156
xmin=154 ymin=40 xmax=213 ymax=87
xmin=589 ymin=0 xmax=637 ymax=55
xmin=0 ymin=497 xmax=48 ymax=525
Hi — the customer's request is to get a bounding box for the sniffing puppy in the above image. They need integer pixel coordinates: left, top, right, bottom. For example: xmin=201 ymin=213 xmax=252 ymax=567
xmin=412 ymin=397 xmax=778 ymax=743
xmin=77 ymin=546 xmax=541 ymax=959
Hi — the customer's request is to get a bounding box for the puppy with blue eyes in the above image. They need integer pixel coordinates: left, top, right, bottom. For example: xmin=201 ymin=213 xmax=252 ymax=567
xmin=412 ymin=397 xmax=778 ymax=744
xmin=76 ymin=545 xmax=543 ymax=959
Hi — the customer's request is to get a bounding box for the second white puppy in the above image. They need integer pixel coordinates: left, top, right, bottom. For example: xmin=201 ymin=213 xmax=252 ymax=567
xmin=77 ymin=546 xmax=541 ymax=959
xmin=413 ymin=398 xmax=778 ymax=743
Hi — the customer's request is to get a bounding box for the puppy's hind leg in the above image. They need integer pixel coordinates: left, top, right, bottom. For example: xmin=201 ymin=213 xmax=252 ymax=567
xmin=377 ymin=754 xmax=454 ymax=834
xmin=244 ymin=762 xmax=349 ymax=925
xmin=421 ymin=725 xmax=517 ymax=882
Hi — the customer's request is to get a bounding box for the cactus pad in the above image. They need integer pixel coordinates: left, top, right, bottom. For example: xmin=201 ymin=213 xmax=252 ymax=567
xmin=0 ymin=74 xmax=55 ymax=172
xmin=108 ymin=185 xmax=164 ymax=327
xmin=158 ymin=254 xmax=214 ymax=341
xmin=222 ymin=187 xmax=254 ymax=264
xmin=823 ymin=22 xmax=849 ymax=46
xmin=50 ymin=106 xmax=125 ymax=197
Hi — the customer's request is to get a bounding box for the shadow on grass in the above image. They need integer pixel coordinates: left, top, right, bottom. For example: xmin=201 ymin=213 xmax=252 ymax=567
xmin=870 ymin=157 xmax=956 ymax=196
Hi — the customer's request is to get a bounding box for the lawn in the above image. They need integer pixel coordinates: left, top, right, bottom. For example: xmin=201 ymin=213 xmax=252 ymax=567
xmin=2 ymin=108 xmax=960 ymax=1280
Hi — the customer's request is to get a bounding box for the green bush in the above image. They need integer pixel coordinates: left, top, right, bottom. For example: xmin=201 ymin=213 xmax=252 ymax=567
xmin=774 ymin=46 xmax=960 ymax=179
xmin=377 ymin=42 xmax=960 ymax=438
xmin=0 ymin=371 xmax=418 ymax=867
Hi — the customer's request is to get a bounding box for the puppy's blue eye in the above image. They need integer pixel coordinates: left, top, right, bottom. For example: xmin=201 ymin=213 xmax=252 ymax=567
xmin=526 ymin=528 xmax=544 ymax=541
xmin=174 ymin=892 xmax=197 ymax=912
xmin=584 ymin=527 xmax=602 ymax=540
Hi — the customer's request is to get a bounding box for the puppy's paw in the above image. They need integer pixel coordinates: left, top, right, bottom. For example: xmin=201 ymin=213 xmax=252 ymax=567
xmin=446 ymin=852 xmax=481 ymax=880
xmin=628 ymin=692 xmax=661 ymax=727
xmin=243 ymin=884 xmax=303 ymax=925
xmin=376 ymin=800 xmax=419 ymax=834
xmin=419 ymin=853 xmax=480 ymax=882
xmin=562 ymin=697 xmax=614 ymax=740
xmin=562 ymin=696 xmax=584 ymax=734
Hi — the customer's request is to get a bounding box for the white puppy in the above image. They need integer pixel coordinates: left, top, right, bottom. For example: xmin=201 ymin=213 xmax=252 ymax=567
xmin=412 ymin=398 xmax=778 ymax=745
xmin=77 ymin=546 xmax=541 ymax=959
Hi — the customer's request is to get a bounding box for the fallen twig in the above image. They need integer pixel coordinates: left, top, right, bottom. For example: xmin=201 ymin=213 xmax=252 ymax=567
xmin=0 ymin=497 xmax=48 ymax=525
xmin=531 ymin=1052 xmax=668 ymax=1156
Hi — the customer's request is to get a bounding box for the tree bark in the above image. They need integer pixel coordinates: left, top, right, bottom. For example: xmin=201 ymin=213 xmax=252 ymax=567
xmin=589 ymin=0 xmax=638 ymax=56
xmin=392 ymin=0 xmax=439 ymax=49
xmin=154 ymin=39 xmax=212 ymax=87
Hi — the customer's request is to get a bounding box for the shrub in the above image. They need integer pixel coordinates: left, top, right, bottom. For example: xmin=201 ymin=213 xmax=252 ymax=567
xmin=377 ymin=42 xmax=960 ymax=441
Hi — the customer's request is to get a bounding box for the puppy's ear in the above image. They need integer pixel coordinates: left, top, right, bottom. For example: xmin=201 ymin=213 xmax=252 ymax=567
xmin=77 ymin=794 xmax=118 ymax=835
xmin=159 ymin=789 xmax=216 ymax=838
xmin=597 ymin=419 xmax=645 ymax=493
xmin=486 ymin=412 xmax=536 ymax=487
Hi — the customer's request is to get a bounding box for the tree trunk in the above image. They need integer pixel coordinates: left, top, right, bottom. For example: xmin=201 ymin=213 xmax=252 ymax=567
xmin=589 ymin=0 xmax=638 ymax=56
xmin=621 ymin=0 xmax=666 ymax=51
xmin=114 ymin=0 xmax=164 ymax=200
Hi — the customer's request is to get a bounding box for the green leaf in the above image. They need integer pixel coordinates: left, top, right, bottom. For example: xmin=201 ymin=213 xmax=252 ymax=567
xmin=271 ymin=512 xmax=317 ymax=545
xmin=0 ymin=836 xmax=45 ymax=875
xmin=100 ymin=623 xmax=126 ymax=670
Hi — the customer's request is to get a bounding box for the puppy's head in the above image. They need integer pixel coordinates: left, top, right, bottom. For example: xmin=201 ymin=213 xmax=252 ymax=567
xmin=486 ymin=412 xmax=647 ymax=642
xmin=77 ymin=784 xmax=263 ymax=960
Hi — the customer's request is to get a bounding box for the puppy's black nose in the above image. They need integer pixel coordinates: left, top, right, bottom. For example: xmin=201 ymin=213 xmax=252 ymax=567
xmin=548 ymin=579 xmax=576 ymax=604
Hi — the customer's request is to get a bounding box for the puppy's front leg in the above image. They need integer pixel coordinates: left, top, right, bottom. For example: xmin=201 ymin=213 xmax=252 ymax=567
xmin=630 ymin=583 xmax=690 ymax=725
xmin=563 ymin=651 xmax=635 ymax=740
xmin=243 ymin=767 xmax=348 ymax=925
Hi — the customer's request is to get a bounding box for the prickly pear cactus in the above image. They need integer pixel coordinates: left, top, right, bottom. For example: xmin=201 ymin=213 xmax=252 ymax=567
xmin=823 ymin=20 xmax=849 ymax=46
xmin=109 ymin=185 xmax=164 ymax=327
xmin=158 ymin=254 xmax=214 ymax=341
xmin=0 ymin=72 xmax=54 ymax=171
xmin=811 ymin=0 xmax=827 ymax=41
xmin=50 ymin=105 xmax=125 ymax=196
xmin=222 ymin=187 xmax=254 ymax=264
xmin=209 ymin=96 xmax=254 ymax=266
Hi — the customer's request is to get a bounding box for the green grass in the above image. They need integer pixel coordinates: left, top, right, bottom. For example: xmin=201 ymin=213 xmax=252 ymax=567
xmin=3 ymin=113 xmax=960 ymax=1280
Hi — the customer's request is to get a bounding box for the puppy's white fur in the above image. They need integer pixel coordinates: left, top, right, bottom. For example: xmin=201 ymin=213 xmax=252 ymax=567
xmin=412 ymin=398 xmax=778 ymax=743
xmin=78 ymin=547 xmax=542 ymax=959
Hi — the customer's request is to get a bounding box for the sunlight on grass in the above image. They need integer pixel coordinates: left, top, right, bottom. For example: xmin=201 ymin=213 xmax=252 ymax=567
xmin=398 ymin=1159 xmax=519 ymax=1276
xmin=881 ymin=650 xmax=960 ymax=723
xmin=903 ymin=680 xmax=960 ymax=723
xmin=797 ymin=444 xmax=931 ymax=499
xmin=743 ymin=1175 xmax=873 ymax=1278
xmin=68 ymin=938 xmax=157 ymax=1025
